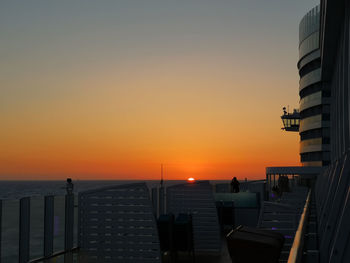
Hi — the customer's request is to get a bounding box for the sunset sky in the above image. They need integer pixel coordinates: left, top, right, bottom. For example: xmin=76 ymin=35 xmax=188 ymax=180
xmin=0 ymin=0 xmax=319 ymax=180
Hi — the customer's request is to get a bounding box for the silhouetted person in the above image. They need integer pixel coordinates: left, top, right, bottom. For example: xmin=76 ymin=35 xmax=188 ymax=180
xmin=66 ymin=178 xmax=74 ymax=195
xmin=231 ymin=177 xmax=240 ymax=193
xmin=272 ymin=185 xmax=280 ymax=197
xmin=278 ymin=175 xmax=290 ymax=193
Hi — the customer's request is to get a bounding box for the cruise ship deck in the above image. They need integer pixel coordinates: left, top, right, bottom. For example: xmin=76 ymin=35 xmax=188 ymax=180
xmin=0 ymin=179 xmax=313 ymax=263
xmin=1 ymin=159 xmax=350 ymax=263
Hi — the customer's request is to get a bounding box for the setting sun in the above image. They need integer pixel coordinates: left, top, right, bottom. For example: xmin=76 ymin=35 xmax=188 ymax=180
xmin=187 ymin=177 xmax=196 ymax=183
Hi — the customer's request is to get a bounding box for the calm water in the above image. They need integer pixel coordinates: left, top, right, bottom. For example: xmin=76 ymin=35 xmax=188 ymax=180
xmin=0 ymin=180 xmax=188 ymax=200
xmin=0 ymin=180 xmax=237 ymax=200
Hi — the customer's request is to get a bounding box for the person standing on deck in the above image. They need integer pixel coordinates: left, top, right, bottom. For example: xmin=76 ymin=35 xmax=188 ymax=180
xmin=231 ymin=177 xmax=240 ymax=193
xmin=66 ymin=178 xmax=74 ymax=195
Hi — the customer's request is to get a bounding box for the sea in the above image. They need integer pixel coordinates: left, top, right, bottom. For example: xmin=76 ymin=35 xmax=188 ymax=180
xmin=0 ymin=179 xmax=238 ymax=199
xmin=0 ymin=180 xmax=189 ymax=200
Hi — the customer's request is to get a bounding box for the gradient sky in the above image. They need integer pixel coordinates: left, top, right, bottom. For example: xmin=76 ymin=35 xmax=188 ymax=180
xmin=0 ymin=0 xmax=319 ymax=180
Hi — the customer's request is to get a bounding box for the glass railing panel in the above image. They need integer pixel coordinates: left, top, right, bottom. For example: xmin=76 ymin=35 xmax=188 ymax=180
xmin=74 ymin=195 xmax=78 ymax=247
xmin=53 ymin=195 xmax=65 ymax=252
xmin=1 ymin=199 xmax=20 ymax=263
xmin=299 ymin=6 xmax=320 ymax=45
xmin=30 ymin=196 xmax=45 ymax=260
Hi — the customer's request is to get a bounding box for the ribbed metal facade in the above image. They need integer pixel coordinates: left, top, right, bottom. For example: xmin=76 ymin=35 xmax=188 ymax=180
xmin=298 ymin=5 xmax=330 ymax=167
xmin=320 ymin=0 xmax=350 ymax=162
xmin=314 ymin=2 xmax=350 ymax=262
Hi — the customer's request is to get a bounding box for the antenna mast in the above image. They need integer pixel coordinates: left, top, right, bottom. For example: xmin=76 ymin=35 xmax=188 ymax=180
xmin=160 ymin=163 xmax=164 ymax=186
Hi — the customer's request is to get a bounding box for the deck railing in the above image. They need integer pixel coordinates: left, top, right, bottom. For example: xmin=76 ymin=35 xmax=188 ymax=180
xmin=0 ymin=180 xmax=266 ymax=262
xmin=0 ymin=194 xmax=76 ymax=263
xmin=287 ymin=190 xmax=311 ymax=263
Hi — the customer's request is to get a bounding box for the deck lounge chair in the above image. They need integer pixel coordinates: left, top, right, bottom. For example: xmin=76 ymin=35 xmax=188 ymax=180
xmin=78 ymin=183 xmax=161 ymax=263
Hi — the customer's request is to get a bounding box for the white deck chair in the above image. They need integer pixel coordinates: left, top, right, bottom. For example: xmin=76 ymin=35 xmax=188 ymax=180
xmin=78 ymin=183 xmax=161 ymax=263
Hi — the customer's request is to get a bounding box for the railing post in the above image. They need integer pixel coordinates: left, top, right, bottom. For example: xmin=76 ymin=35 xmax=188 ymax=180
xmin=44 ymin=196 xmax=54 ymax=257
xmin=65 ymin=194 xmax=74 ymax=251
xmin=0 ymin=200 xmax=2 ymax=263
xmin=19 ymin=197 xmax=30 ymax=263
xmin=151 ymin=188 xmax=158 ymax=217
xmin=159 ymin=187 xmax=165 ymax=215
xmin=77 ymin=193 xmax=82 ymax=249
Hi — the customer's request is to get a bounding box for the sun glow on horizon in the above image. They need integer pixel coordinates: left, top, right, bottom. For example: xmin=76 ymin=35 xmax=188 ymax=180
xmin=187 ymin=177 xmax=196 ymax=183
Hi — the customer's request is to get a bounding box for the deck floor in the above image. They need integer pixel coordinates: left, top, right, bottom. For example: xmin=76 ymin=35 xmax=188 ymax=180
xmin=42 ymin=241 xmax=232 ymax=263
xmin=46 ymin=238 xmax=232 ymax=263
xmin=162 ymin=238 xmax=232 ymax=263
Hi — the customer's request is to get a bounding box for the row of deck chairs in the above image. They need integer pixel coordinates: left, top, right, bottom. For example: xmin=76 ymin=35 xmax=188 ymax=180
xmin=77 ymin=181 xmax=221 ymax=262
xmin=314 ymin=150 xmax=350 ymax=263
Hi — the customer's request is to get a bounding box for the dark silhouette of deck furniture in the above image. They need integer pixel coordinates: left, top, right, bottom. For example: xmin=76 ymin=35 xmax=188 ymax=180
xmin=166 ymin=181 xmax=221 ymax=255
xmin=226 ymin=225 xmax=285 ymax=263
xmin=157 ymin=213 xmax=175 ymax=254
xmin=78 ymin=183 xmax=161 ymax=263
xmin=173 ymin=213 xmax=195 ymax=262
xmin=157 ymin=213 xmax=195 ymax=262
xmin=216 ymin=201 xmax=235 ymax=233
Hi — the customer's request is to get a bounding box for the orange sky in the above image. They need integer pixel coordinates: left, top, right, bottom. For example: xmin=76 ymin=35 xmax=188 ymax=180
xmin=0 ymin=0 xmax=315 ymax=180
xmin=0 ymin=59 xmax=300 ymax=180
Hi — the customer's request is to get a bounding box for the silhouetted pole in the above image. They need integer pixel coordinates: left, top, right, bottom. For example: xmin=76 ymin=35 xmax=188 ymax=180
xmin=160 ymin=164 xmax=164 ymax=187
xmin=159 ymin=164 xmax=165 ymax=214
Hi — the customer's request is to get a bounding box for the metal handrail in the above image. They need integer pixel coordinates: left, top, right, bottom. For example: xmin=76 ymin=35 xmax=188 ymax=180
xmin=28 ymin=247 xmax=79 ymax=263
xmin=287 ymin=190 xmax=312 ymax=263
